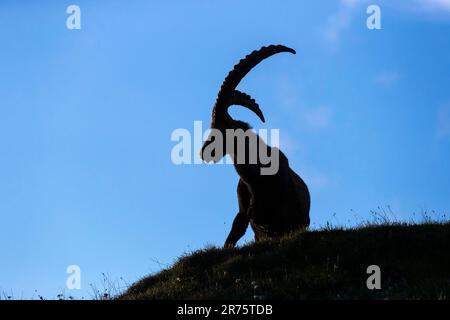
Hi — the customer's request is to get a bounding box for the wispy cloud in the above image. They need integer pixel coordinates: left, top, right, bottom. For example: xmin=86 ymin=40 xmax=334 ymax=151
xmin=322 ymin=0 xmax=360 ymax=47
xmin=343 ymin=0 xmax=450 ymax=13
xmin=417 ymin=0 xmax=450 ymax=12
xmin=322 ymin=0 xmax=450 ymax=49
xmin=374 ymin=71 xmax=401 ymax=87
xmin=436 ymin=102 xmax=450 ymax=139
xmin=304 ymin=106 xmax=333 ymax=129
xmin=308 ymin=171 xmax=331 ymax=190
xmin=275 ymin=77 xmax=333 ymax=130
xmin=279 ymin=131 xmax=301 ymax=154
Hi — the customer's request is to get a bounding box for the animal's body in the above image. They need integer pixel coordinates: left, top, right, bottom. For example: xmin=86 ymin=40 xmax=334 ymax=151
xmin=200 ymin=45 xmax=311 ymax=248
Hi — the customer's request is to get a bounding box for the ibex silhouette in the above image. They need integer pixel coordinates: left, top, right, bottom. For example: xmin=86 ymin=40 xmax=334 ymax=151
xmin=200 ymin=45 xmax=310 ymax=248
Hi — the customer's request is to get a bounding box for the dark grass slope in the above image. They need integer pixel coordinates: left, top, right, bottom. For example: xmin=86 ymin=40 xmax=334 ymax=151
xmin=120 ymin=223 xmax=450 ymax=300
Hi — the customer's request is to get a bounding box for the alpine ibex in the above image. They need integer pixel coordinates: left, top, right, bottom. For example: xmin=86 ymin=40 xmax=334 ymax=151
xmin=200 ymin=45 xmax=310 ymax=248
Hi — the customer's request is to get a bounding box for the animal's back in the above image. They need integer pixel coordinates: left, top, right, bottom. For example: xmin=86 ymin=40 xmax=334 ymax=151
xmin=285 ymin=167 xmax=311 ymax=229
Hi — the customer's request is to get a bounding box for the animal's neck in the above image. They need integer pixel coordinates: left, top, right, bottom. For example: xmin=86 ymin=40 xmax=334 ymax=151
xmin=228 ymin=131 xmax=271 ymax=179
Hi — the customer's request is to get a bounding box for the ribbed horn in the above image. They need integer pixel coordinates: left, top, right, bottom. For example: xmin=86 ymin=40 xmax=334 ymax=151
xmin=211 ymin=44 xmax=296 ymax=125
xmin=229 ymin=90 xmax=265 ymax=123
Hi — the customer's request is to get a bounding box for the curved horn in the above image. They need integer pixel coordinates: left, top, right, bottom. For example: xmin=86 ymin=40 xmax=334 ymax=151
xmin=229 ymin=90 xmax=265 ymax=123
xmin=212 ymin=44 xmax=296 ymax=124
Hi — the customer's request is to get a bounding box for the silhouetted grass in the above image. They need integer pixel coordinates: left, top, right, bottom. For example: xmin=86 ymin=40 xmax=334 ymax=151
xmin=120 ymin=222 xmax=450 ymax=300
xmin=0 ymin=274 xmax=129 ymax=300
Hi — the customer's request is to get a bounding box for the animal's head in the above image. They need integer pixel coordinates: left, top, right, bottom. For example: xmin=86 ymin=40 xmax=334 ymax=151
xmin=200 ymin=45 xmax=296 ymax=163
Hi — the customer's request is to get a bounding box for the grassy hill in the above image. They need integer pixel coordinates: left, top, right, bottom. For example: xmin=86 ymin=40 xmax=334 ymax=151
xmin=120 ymin=223 xmax=450 ymax=300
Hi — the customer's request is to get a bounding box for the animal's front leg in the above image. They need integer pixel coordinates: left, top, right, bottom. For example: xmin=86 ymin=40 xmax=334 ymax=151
xmin=224 ymin=211 xmax=250 ymax=248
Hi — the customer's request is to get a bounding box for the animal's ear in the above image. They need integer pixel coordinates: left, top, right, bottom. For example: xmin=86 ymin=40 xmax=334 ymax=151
xmin=230 ymin=90 xmax=265 ymax=123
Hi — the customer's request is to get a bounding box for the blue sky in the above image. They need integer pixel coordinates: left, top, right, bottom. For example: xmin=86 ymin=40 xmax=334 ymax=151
xmin=0 ymin=0 xmax=449 ymax=298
